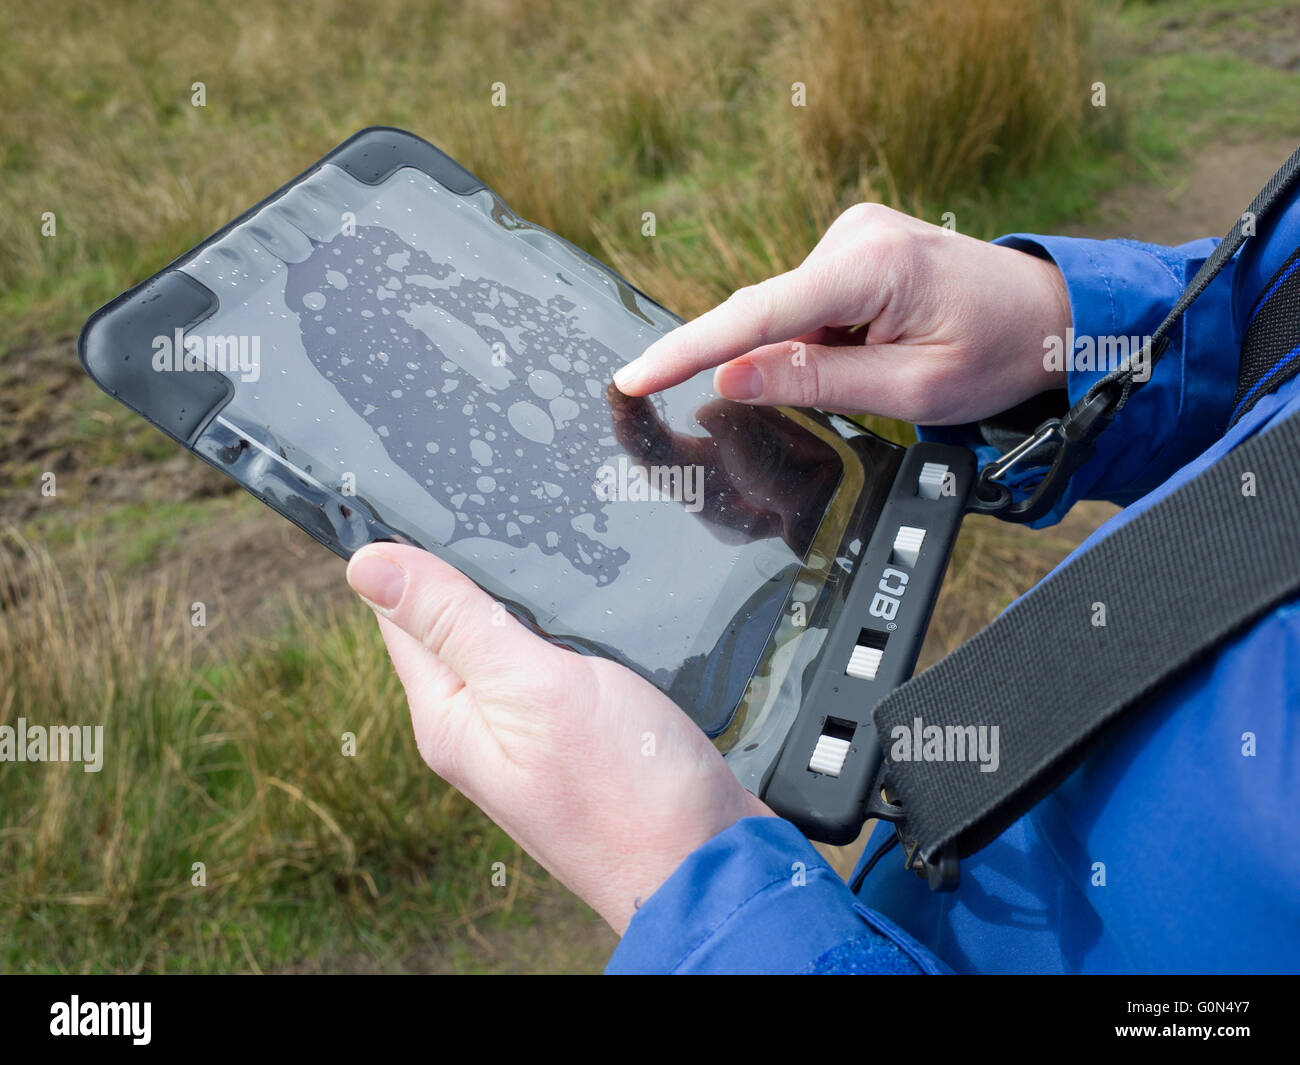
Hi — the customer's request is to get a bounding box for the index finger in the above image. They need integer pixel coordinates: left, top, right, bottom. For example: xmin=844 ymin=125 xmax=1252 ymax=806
xmin=612 ymin=269 xmax=831 ymax=395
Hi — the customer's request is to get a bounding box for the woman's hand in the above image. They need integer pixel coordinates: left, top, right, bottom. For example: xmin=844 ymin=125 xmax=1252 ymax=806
xmin=351 ymin=205 xmax=1072 ymax=935
xmin=614 ymin=203 xmax=1071 ymax=423
xmin=346 ymin=543 xmax=773 ymax=934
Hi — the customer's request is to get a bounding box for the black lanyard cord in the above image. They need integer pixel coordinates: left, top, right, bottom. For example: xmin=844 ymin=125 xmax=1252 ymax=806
xmin=975 ymin=143 xmax=1300 ymax=524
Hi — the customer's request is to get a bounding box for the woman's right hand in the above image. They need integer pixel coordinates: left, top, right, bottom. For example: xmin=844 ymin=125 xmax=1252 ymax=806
xmin=613 ymin=203 xmax=1072 ymax=425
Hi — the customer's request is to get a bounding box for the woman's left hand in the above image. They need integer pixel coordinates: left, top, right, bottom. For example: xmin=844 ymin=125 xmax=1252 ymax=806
xmin=346 ymin=542 xmax=773 ymax=933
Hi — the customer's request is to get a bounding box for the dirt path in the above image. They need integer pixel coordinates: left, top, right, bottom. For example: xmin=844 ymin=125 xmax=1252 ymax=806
xmin=1062 ymin=137 xmax=1299 ymax=246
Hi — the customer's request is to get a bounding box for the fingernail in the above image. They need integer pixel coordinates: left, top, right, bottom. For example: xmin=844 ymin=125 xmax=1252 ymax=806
xmin=347 ymin=550 xmax=407 ymax=611
xmin=716 ymin=361 xmax=763 ymax=401
xmin=613 ymin=357 xmax=643 ymax=392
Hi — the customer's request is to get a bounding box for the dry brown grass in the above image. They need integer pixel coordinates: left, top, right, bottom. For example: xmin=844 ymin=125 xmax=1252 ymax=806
xmin=790 ymin=0 xmax=1089 ymax=207
xmin=0 ymin=0 xmax=1106 ymax=970
xmin=0 ymin=0 xmax=1095 ymax=330
xmin=0 ymin=526 xmax=536 ymax=971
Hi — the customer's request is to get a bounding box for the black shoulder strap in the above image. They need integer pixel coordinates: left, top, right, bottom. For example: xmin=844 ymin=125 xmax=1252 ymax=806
xmin=872 ymin=401 xmax=1300 ymax=888
xmin=869 ymin=149 xmax=1300 ymax=890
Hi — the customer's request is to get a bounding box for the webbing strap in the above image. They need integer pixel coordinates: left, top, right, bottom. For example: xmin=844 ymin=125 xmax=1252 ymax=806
xmin=873 ymin=404 xmax=1300 ymax=869
xmin=1231 ymin=245 xmax=1300 ymax=427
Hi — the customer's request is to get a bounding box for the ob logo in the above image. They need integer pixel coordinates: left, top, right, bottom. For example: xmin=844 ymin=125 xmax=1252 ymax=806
xmin=869 ymin=567 xmax=909 ymax=621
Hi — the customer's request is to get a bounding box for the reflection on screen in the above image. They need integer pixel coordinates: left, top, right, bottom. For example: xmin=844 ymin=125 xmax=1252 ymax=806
xmin=181 ymin=164 xmax=848 ymax=735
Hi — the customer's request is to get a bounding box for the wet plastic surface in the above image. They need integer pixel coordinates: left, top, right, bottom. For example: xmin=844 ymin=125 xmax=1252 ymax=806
xmin=84 ymin=133 xmax=905 ymax=773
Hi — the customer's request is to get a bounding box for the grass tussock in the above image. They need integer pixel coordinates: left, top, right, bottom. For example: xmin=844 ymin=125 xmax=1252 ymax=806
xmin=0 ymin=528 xmax=526 ymax=973
xmin=792 ymin=0 xmax=1090 ymax=206
xmin=0 ymin=0 xmax=1103 ymax=336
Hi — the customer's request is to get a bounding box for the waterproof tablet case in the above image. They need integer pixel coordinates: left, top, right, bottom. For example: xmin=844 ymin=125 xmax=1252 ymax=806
xmin=80 ymin=128 xmax=974 ymax=845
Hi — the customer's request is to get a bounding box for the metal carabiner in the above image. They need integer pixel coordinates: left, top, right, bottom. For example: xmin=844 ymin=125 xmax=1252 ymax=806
xmin=968 ymin=381 xmax=1125 ymax=523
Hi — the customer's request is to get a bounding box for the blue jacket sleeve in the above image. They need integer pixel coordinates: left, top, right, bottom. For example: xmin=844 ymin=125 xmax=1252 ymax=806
xmin=606 ymin=816 xmax=951 ymax=974
xmin=918 ymin=233 xmax=1241 ymax=527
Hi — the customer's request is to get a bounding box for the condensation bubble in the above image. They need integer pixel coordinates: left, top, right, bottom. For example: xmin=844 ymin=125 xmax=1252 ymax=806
xmin=507 ymin=400 xmax=555 ymax=445
xmin=279 ymin=212 xmax=667 ymax=588
xmin=549 ymin=396 xmax=580 ymax=426
xmin=527 ymin=368 xmax=563 ymax=400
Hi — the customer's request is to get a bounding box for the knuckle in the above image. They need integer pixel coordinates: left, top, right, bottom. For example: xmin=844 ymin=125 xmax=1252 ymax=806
xmin=899 ymin=358 xmax=957 ymax=422
xmin=866 ymin=213 xmax=912 ymax=257
xmin=868 ymin=227 xmax=920 ymax=292
xmin=412 ymin=698 xmax=471 ymax=778
xmin=413 ymin=583 xmax=475 ymax=657
xmin=840 ymin=201 xmax=886 ymax=228
xmin=731 ymin=281 xmax=778 ymax=346
xmin=788 ymin=349 xmax=822 ymax=407
xmin=832 ymin=203 xmax=918 ymax=276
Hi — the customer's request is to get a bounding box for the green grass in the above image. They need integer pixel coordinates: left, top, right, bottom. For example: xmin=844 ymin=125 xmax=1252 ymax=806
xmin=2 ymin=0 xmax=1295 ymax=973
xmin=25 ymin=498 xmax=219 ymax=565
xmin=935 ymin=1 xmax=1300 ymax=238
xmin=0 ymin=533 xmax=550 ymax=973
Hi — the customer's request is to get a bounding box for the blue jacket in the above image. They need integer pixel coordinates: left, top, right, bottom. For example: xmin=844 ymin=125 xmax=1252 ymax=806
xmin=608 ymin=189 xmax=1300 ymax=975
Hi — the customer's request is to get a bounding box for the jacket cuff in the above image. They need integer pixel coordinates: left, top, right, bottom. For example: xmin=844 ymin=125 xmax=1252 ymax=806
xmin=918 ymin=233 xmax=1238 ymax=527
xmin=605 ymin=815 xmax=946 ymax=974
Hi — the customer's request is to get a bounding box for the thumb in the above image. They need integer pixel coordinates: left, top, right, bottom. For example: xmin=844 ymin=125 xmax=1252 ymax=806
xmin=345 ymin=543 xmax=549 ymax=688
